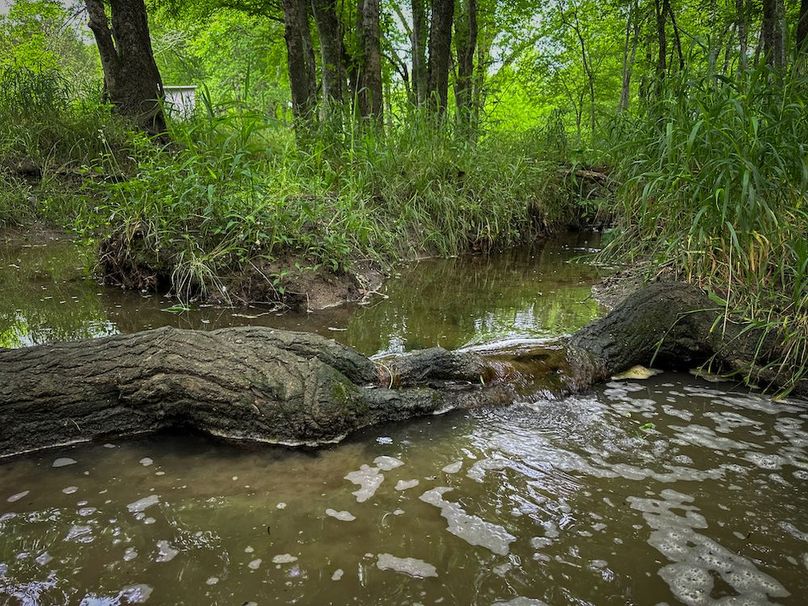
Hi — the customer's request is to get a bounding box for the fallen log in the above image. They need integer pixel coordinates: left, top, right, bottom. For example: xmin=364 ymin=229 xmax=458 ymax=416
xmin=1 ymin=282 xmax=803 ymax=458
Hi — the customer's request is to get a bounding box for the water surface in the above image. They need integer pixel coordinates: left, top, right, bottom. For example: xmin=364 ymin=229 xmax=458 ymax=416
xmin=1 ymin=231 xmax=806 ymax=605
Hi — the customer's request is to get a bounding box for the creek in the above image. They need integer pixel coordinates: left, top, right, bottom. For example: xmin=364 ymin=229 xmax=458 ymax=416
xmin=1 ymin=232 xmax=805 ymax=605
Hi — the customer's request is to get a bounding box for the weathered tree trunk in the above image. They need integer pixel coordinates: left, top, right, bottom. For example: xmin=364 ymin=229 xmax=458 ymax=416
xmin=797 ymin=0 xmax=808 ymax=54
xmin=762 ymin=0 xmax=786 ymax=68
xmin=282 ymin=0 xmax=318 ymax=123
xmin=84 ymin=0 xmax=166 ymax=136
xmin=311 ymin=0 xmax=346 ymax=107
xmin=357 ymin=0 xmax=383 ymax=122
xmin=427 ymin=0 xmax=455 ymax=115
xmin=664 ymin=0 xmax=684 ymax=71
xmin=454 ymin=0 xmax=477 ymax=131
xmin=2 ymin=283 xmax=803 ymax=459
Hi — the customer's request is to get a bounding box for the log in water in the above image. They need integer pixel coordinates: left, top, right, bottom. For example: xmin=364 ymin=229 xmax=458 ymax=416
xmin=1 ymin=282 xmax=803 ymax=458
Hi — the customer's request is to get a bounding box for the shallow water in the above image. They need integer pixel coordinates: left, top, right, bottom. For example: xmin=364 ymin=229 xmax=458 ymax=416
xmin=0 ymin=231 xmax=603 ymax=355
xmin=1 ymin=232 xmax=807 ymax=605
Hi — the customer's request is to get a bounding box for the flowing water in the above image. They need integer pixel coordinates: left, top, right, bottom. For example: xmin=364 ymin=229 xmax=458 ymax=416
xmin=1 ymin=232 xmax=806 ymax=605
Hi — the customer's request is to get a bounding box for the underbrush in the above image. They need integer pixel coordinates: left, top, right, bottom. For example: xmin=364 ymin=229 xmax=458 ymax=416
xmin=0 ymin=69 xmax=586 ymax=301
xmin=77 ymin=111 xmax=584 ymax=302
xmin=602 ymin=65 xmax=808 ymax=395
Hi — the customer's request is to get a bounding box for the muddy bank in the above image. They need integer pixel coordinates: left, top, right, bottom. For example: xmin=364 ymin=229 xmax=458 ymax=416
xmin=2 ymin=282 xmax=803 ymax=458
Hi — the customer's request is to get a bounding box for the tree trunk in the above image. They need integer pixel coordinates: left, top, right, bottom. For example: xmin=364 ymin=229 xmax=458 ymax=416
xmin=454 ymin=0 xmax=477 ymax=131
xmin=654 ymin=0 xmax=667 ymax=91
xmin=762 ymin=0 xmax=786 ymax=68
xmin=663 ymin=0 xmax=684 ymax=71
xmin=412 ymin=0 xmax=429 ymax=106
xmin=84 ymin=0 xmax=166 ymax=137
xmin=427 ymin=0 xmax=455 ymax=115
xmin=311 ymin=0 xmax=346 ymax=107
xmin=618 ymin=1 xmax=641 ymax=113
xmin=798 ymin=0 xmax=808 ymax=54
xmin=737 ymin=0 xmax=748 ymax=72
xmin=282 ymin=0 xmax=318 ymax=123
xmin=3 ymin=283 xmax=803 ymax=459
xmin=357 ymin=0 xmax=383 ymax=122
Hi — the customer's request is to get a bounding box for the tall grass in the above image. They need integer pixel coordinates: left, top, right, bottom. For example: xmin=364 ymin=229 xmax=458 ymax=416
xmin=81 ymin=107 xmax=579 ymax=300
xmin=0 ymin=67 xmax=138 ymax=227
xmin=603 ymin=65 xmax=808 ymax=394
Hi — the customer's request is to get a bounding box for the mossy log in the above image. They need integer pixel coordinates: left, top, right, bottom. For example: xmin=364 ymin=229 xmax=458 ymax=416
xmin=0 ymin=282 xmax=802 ymax=458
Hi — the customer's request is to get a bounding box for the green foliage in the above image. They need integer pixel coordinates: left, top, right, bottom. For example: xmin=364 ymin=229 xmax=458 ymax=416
xmin=602 ymin=65 xmax=808 ymax=394
xmin=74 ymin=108 xmax=576 ymax=300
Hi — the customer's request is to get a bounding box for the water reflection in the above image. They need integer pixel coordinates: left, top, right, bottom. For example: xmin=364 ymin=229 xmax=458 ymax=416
xmin=1 ymin=376 xmax=805 ymax=604
xmin=0 ymin=231 xmax=604 ymax=355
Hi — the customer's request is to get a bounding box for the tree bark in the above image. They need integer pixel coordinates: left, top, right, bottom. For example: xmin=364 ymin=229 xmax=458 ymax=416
xmin=427 ymin=0 xmax=455 ymax=115
xmin=737 ymin=0 xmax=748 ymax=72
xmin=762 ymin=0 xmax=786 ymax=68
xmin=797 ymin=0 xmax=808 ymax=54
xmin=411 ymin=0 xmax=429 ymax=106
xmin=311 ymin=0 xmax=346 ymax=107
xmin=618 ymin=0 xmax=641 ymax=113
xmin=454 ymin=0 xmax=477 ymax=131
xmin=357 ymin=0 xmax=383 ymax=122
xmin=84 ymin=0 xmax=166 ymax=137
xmin=282 ymin=0 xmax=318 ymax=123
xmin=654 ymin=0 xmax=667 ymax=91
xmin=2 ymin=282 xmax=804 ymax=459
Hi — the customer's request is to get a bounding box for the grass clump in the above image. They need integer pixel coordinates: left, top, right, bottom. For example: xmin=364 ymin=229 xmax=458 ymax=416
xmin=602 ymin=66 xmax=808 ymax=394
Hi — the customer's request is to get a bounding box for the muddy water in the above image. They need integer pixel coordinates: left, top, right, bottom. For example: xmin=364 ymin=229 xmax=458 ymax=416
xmin=0 ymin=231 xmax=603 ymax=354
xmin=1 ymin=232 xmax=807 ymax=605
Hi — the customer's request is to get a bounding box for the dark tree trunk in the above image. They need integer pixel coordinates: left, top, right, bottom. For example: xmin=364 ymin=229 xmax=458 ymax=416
xmin=411 ymin=0 xmax=429 ymax=105
xmin=84 ymin=0 xmax=166 ymax=137
xmin=282 ymin=0 xmax=318 ymax=123
xmin=798 ymin=0 xmax=808 ymax=53
xmin=357 ymin=0 xmax=383 ymax=122
xmin=3 ymin=283 xmax=803 ymax=459
xmin=454 ymin=0 xmax=477 ymax=131
xmin=762 ymin=0 xmax=786 ymax=68
xmin=311 ymin=0 xmax=346 ymax=106
xmin=663 ymin=0 xmax=684 ymax=71
xmin=427 ymin=0 xmax=455 ymax=115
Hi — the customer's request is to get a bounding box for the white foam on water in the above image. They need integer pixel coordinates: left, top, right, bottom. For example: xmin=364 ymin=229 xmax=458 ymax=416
xmin=629 ymin=489 xmax=790 ymax=605
xmin=247 ymin=558 xmax=262 ymax=570
xmin=123 ymin=547 xmax=138 ymax=561
xmin=331 ymin=568 xmax=344 ymax=581
xmin=139 ymin=457 xmax=153 ymax=467
xmin=345 ymin=465 xmax=384 ymax=503
xmin=325 ymin=508 xmax=356 ymax=521
xmin=64 ymin=525 xmax=94 ymax=543
xmin=206 ymin=577 xmax=219 ymax=585
xmin=442 ymin=461 xmax=463 ymax=474
xmin=34 ymin=552 xmax=52 ymax=566
xmin=155 ymin=540 xmax=179 ymax=563
xmin=492 ymin=598 xmax=549 ymax=606
xmin=376 ymin=553 xmax=438 ymax=578
xmin=272 ymin=554 xmax=298 ymax=564
xmin=395 ymin=479 xmax=419 ymax=491
xmin=6 ymin=491 xmax=29 ymax=503
xmin=52 ymin=457 xmax=76 ymax=468
xmin=62 ymin=486 xmax=78 ymax=495
xmin=127 ymin=495 xmax=159 ymax=513
xmin=419 ymin=487 xmax=516 ymax=555
xmin=374 ymin=456 xmax=404 ymax=471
